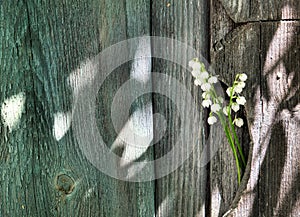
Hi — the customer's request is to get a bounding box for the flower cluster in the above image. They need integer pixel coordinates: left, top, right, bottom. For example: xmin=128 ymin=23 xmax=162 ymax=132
xmin=189 ymin=58 xmax=248 ymax=184
xmin=189 ymin=58 xmax=247 ymax=128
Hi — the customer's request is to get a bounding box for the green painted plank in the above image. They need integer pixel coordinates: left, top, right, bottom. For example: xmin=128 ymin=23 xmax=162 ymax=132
xmin=0 ymin=0 xmax=154 ymax=216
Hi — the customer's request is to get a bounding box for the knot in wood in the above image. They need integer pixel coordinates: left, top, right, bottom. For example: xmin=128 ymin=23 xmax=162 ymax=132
xmin=56 ymin=174 xmax=75 ymax=195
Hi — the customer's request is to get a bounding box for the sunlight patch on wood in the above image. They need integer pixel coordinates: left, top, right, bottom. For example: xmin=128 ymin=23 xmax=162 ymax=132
xmin=53 ymin=112 xmax=72 ymax=141
xmin=156 ymin=192 xmax=176 ymax=217
xmin=1 ymin=92 xmax=26 ymax=132
xmin=291 ymin=197 xmax=300 ymax=217
xmin=195 ymin=203 xmax=205 ymax=217
xmin=281 ymin=4 xmax=297 ymax=19
xmin=211 ymin=185 xmax=221 ymax=217
xmin=68 ymin=57 xmax=98 ymax=97
xmin=130 ymin=36 xmax=151 ymax=84
xmin=263 ymin=20 xmax=295 ymax=74
xmin=111 ymin=104 xmax=153 ymax=168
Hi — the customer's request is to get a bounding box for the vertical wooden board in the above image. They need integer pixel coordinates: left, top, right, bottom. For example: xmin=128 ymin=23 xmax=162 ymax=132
xmin=209 ymin=6 xmax=251 ymax=216
xmin=0 ymin=0 xmax=155 ymax=216
xmin=97 ymin=0 xmax=155 ymax=215
xmin=219 ymin=0 xmax=300 ymax=23
xmin=209 ymin=109 xmax=251 ymax=217
xmin=210 ymin=0 xmax=235 ymax=52
xmin=258 ymin=21 xmax=300 ymax=217
xmin=211 ymin=23 xmax=260 ymax=216
xmin=212 ymin=9 xmax=300 ymax=216
xmin=0 ymin=1 xmax=36 ymax=216
xmin=151 ymin=0 xmax=209 ymax=216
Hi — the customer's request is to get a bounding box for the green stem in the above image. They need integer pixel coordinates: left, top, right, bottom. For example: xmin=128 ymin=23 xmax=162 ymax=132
xmin=228 ymin=88 xmax=246 ymax=168
xmin=217 ymin=112 xmax=242 ymax=184
xmin=208 ymin=85 xmax=244 ymax=184
xmin=227 ymin=113 xmax=246 ymax=167
xmin=229 ymin=115 xmax=246 ymax=167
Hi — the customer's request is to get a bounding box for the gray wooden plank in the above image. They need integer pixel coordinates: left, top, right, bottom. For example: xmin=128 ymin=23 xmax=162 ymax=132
xmin=152 ymin=1 xmax=209 ymax=216
xmin=212 ymin=10 xmax=300 ymax=216
xmin=258 ymin=21 xmax=300 ymax=217
xmin=219 ymin=0 xmax=300 ymax=23
xmin=211 ymin=23 xmax=260 ymax=217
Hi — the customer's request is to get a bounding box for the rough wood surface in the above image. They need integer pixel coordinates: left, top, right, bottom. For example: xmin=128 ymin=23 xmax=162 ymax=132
xmin=151 ymin=1 xmax=210 ymax=216
xmin=0 ymin=1 xmax=155 ymax=216
xmin=212 ymin=0 xmax=300 ymax=215
xmin=219 ymin=0 xmax=300 ymax=22
xmin=1 ymin=0 xmax=299 ymax=216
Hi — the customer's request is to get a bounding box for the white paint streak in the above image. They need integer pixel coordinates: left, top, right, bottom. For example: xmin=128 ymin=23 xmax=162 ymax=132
xmin=53 ymin=112 xmax=72 ymax=141
xmin=1 ymin=92 xmax=26 ymax=132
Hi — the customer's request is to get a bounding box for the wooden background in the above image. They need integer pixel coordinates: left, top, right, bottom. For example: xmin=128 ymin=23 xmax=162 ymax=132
xmin=0 ymin=0 xmax=299 ymax=216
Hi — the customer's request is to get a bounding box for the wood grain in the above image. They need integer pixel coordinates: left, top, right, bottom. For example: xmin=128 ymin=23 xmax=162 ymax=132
xmin=212 ymin=2 xmax=300 ymax=214
xmin=151 ymin=0 xmax=210 ymax=216
xmin=0 ymin=0 xmax=155 ymax=216
xmin=1 ymin=0 xmax=299 ymax=216
xmin=219 ymin=0 xmax=300 ymax=23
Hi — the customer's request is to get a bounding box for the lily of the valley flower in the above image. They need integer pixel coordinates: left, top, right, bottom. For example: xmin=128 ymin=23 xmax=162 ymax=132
xmin=202 ymin=99 xmax=212 ymax=108
xmin=202 ymin=92 xmax=210 ymax=99
xmin=239 ymin=73 xmax=247 ymax=81
xmin=226 ymin=87 xmax=234 ymax=97
xmin=201 ymin=83 xmax=211 ymax=91
xmin=199 ymin=71 xmax=209 ymax=80
xmin=234 ymin=82 xmax=245 ymax=94
xmin=189 ymin=59 xmax=201 ymax=70
xmin=208 ymin=116 xmax=217 ymax=125
xmin=231 ymin=103 xmax=240 ymax=112
xmin=194 ymin=79 xmax=202 ymax=86
xmin=237 ymin=81 xmax=246 ymax=89
xmin=211 ymin=104 xmax=221 ymax=113
xmin=236 ymin=96 xmax=246 ymax=105
xmin=192 ymin=70 xmax=201 ymax=78
xmin=234 ymin=118 xmax=244 ymax=127
xmin=208 ymin=76 xmax=218 ymax=84
xmin=189 ymin=58 xmax=248 ymax=184
xmin=234 ymin=86 xmax=243 ymax=94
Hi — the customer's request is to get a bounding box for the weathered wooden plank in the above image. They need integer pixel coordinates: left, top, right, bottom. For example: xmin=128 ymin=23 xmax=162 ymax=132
xmin=212 ymin=16 xmax=300 ymax=217
xmin=219 ymin=0 xmax=300 ymax=23
xmin=211 ymin=23 xmax=260 ymax=217
xmin=0 ymin=0 xmax=155 ymax=216
xmin=209 ymin=111 xmax=251 ymax=217
xmin=151 ymin=1 xmax=209 ymax=216
xmin=258 ymin=21 xmax=300 ymax=217
xmin=211 ymin=0 xmax=235 ymax=52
